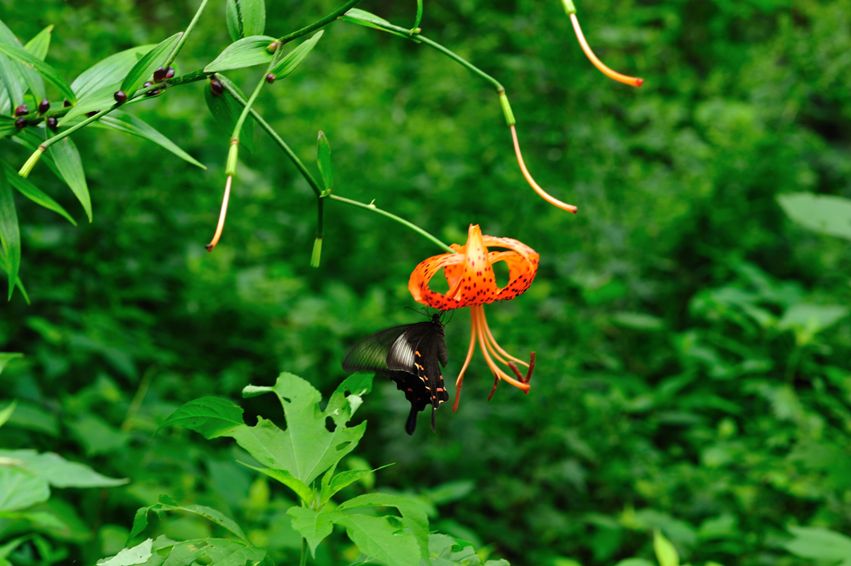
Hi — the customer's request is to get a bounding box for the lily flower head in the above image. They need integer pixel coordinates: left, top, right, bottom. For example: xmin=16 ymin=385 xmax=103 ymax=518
xmin=409 ymin=224 xmax=538 ymax=411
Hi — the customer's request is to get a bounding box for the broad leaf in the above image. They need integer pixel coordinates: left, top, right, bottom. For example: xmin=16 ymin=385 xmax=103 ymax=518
xmin=334 ymin=514 xmax=419 ymax=566
xmin=162 ymin=396 xmax=244 ymax=438
xmin=0 ymin=172 xmax=20 ymax=299
xmin=96 ymin=538 xmax=153 ymax=566
xmin=0 ymin=466 xmax=50 ymax=512
xmin=270 ymin=31 xmax=323 ymax=79
xmin=72 ymin=45 xmax=155 ymax=99
xmin=3 ymin=162 xmax=76 ymax=225
xmin=204 ymin=35 xmax=276 ymax=73
xmin=95 ymin=112 xmax=206 ymax=169
xmin=288 ymin=507 xmax=335 ymax=557
xmin=317 ymin=130 xmax=333 ymax=191
xmin=0 ymin=449 xmax=127 ymax=487
xmin=120 ymin=32 xmax=181 ymax=95
xmin=338 ymin=492 xmax=431 ymax=557
xmin=226 ymin=0 xmax=266 ymax=40
xmin=785 ymin=526 xmax=851 ymax=561
xmin=778 ymin=192 xmax=851 ymax=241
xmin=130 ymin=497 xmax=246 ymax=540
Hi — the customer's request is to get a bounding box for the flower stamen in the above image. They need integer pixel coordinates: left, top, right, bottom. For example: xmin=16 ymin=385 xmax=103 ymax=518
xmin=452 ymin=308 xmax=478 ymax=412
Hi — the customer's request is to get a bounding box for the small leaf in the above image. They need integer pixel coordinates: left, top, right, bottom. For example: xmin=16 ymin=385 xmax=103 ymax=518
xmin=129 ymin=499 xmax=246 ymax=541
xmin=0 ymin=401 xmax=16 ymax=428
xmin=239 ymin=462 xmax=313 ymax=503
xmin=342 ymin=9 xmax=408 ymax=38
xmin=0 ymin=466 xmax=50 ymax=512
xmin=288 ymin=507 xmax=335 ymax=557
xmin=96 ymin=538 xmax=153 ymax=566
xmin=226 ymin=0 xmax=266 ymax=39
xmin=0 ymin=449 xmax=127 ymax=488
xmin=0 ymin=352 xmax=22 ymax=376
xmin=120 ymin=32 xmax=182 ymax=95
xmin=0 ymin=172 xmax=20 ymax=299
xmin=334 ymin=514 xmax=420 ymax=566
xmin=317 ymin=130 xmax=333 ymax=191
xmin=785 ymin=526 xmax=851 ymax=560
xmin=162 ymin=396 xmax=244 ymax=438
xmin=653 ymin=530 xmax=679 ymax=566
xmin=3 ymin=163 xmax=76 ymax=225
xmin=95 ymin=112 xmax=206 ymax=169
xmin=72 ymin=45 xmax=155 ymax=99
xmin=225 ymin=0 xmax=242 ymax=42
xmin=204 ymin=35 xmax=276 ymax=73
xmin=270 ymin=31 xmax=323 ymax=79
xmin=778 ymin=192 xmax=851 ymax=241
xmin=47 ymin=137 xmax=92 ymax=222
xmin=0 ymin=40 xmax=73 ymax=101
xmin=338 ymin=492 xmax=431 ymax=558
xmin=24 ymin=25 xmax=52 ymax=61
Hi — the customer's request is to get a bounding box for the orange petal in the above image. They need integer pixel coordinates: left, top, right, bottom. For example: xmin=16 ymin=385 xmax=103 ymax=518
xmin=408 ymin=251 xmax=464 ymax=310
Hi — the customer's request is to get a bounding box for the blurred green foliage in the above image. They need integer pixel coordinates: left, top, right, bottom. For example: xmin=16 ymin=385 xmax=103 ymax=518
xmin=1 ymin=0 xmax=850 ymax=564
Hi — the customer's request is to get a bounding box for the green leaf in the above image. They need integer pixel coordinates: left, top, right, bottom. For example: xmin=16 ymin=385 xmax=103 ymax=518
xmin=47 ymin=137 xmax=92 ymax=222
xmin=161 ymin=396 xmax=244 ymax=438
xmin=0 ymin=401 xmax=15 ymax=428
xmin=129 ymin=498 xmax=246 ymax=540
xmin=204 ymin=35 xmax=276 ymax=73
xmin=0 ymin=466 xmax=50 ymax=512
xmin=96 ymin=538 xmax=153 ymax=566
xmin=320 ymin=466 xmax=391 ymax=504
xmin=0 ymin=40 xmax=73 ymax=101
xmin=24 ymin=25 xmax=52 ymax=61
xmin=3 ymin=162 xmax=76 ymax=225
xmin=334 ymin=514 xmax=420 ymax=566
xmin=0 ymin=172 xmax=20 ymax=299
xmin=162 ymin=538 xmax=264 ymax=565
xmin=342 ymin=8 xmax=394 ymax=30
xmin=270 ymin=31 xmax=324 ymax=79
xmin=317 ymin=130 xmax=333 ymax=191
xmin=338 ymin=492 xmax=431 ymax=557
xmin=239 ymin=462 xmax=313 ymax=504
xmin=226 ymin=0 xmax=266 ymax=40
xmin=239 ymin=372 xmax=371 ymax=484
xmin=120 ymin=32 xmax=182 ymax=95
xmin=784 ymin=526 xmax=851 ymax=561
xmin=72 ymin=45 xmax=155 ymax=99
xmin=613 ymin=560 xmax=656 ymax=566
xmin=778 ymin=192 xmax=851 ymax=241
xmin=94 ymin=112 xmax=206 ymax=170
xmin=653 ymin=530 xmax=679 ymax=566
xmin=0 ymin=449 xmax=127 ymax=487
xmin=0 ymin=353 xmax=21 ymax=376
xmin=0 ymin=20 xmax=45 ymax=101
xmin=0 ymin=55 xmax=23 ymax=114
xmin=204 ymin=75 xmax=255 ymax=153
xmin=778 ymin=303 xmax=849 ymax=338
xmin=288 ymin=507 xmax=335 ymax=557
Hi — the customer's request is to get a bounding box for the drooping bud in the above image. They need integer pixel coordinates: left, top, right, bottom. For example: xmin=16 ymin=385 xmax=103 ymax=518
xmin=152 ymin=67 xmax=167 ymax=82
xmin=38 ymin=99 xmax=50 ymax=113
xmin=265 ymin=73 xmax=276 ymax=84
xmin=14 ymin=104 xmax=28 ymax=116
xmin=47 ymin=116 xmax=58 ymax=130
xmin=14 ymin=117 xmax=26 ymax=129
xmin=210 ymin=77 xmax=224 ymax=96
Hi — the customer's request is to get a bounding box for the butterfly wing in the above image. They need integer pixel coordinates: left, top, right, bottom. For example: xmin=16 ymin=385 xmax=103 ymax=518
xmin=342 ymin=323 xmax=426 ymax=373
xmin=382 ymin=370 xmax=431 ymax=435
xmin=408 ymin=322 xmax=449 ymax=410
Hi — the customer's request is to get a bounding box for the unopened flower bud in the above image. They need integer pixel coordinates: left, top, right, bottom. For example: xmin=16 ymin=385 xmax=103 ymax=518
xmin=210 ymin=77 xmax=224 ymax=96
xmin=47 ymin=116 xmax=58 ymax=130
xmin=265 ymin=73 xmax=276 ymax=84
xmin=14 ymin=104 xmax=28 ymax=116
xmin=38 ymin=99 xmax=50 ymax=113
xmin=114 ymin=90 xmax=127 ymax=104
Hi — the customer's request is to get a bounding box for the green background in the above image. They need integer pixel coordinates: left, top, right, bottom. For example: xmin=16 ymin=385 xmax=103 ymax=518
xmin=1 ymin=0 xmax=850 ymax=564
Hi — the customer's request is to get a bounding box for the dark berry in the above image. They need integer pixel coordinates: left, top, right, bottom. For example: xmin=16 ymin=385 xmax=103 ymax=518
xmin=114 ymin=90 xmax=127 ymax=104
xmin=265 ymin=73 xmax=276 ymax=84
xmin=14 ymin=117 xmax=26 ymax=129
xmin=47 ymin=116 xmax=58 ymax=130
xmin=86 ymin=111 xmax=98 ymax=117
xmin=38 ymin=99 xmax=50 ymax=113
xmin=14 ymin=104 xmax=28 ymax=116
xmin=146 ymin=89 xmax=160 ymax=97
xmin=153 ymin=67 xmax=167 ymax=82
xmin=63 ymin=99 xmax=72 ymax=107
xmin=164 ymin=67 xmax=175 ymax=79
xmin=210 ymin=78 xmax=224 ymax=96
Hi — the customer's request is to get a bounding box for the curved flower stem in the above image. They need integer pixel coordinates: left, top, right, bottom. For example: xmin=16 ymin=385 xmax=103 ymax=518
xmin=206 ymin=174 xmax=232 ymax=251
xmin=563 ymin=0 xmax=643 ymax=87
xmin=328 ymin=194 xmax=454 ymax=253
xmin=279 ymin=0 xmax=364 ymax=46
xmin=414 ymin=0 xmax=424 ymax=29
xmin=163 ymin=0 xmax=211 ymax=69
xmin=510 ymin=125 xmax=577 ymax=213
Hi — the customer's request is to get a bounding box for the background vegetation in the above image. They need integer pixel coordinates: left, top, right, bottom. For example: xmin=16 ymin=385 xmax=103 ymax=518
xmin=1 ymin=0 xmax=850 ymax=564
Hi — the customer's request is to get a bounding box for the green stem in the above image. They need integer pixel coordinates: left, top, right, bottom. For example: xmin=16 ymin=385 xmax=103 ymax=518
xmin=278 ymin=0 xmax=364 ymax=45
xmin=328 ymin=194 xmax=454 ymax=253
xmin=414 ymin=0 xmax=424 ymax=29
xmin=299 ymin=537 xmax=308 ymax=566
xmin=220 ymin=77 xmax=323 ymax=197
xmin=163 ymin=0 xmax=211 ymax=69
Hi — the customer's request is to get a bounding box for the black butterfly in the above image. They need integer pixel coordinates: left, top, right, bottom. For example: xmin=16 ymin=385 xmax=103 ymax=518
xmin=343 ymin=314 xmax=449 ymax=435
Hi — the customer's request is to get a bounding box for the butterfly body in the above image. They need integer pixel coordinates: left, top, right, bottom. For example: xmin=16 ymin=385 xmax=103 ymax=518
xmin=343 ymin=314 xmax=449 ymax=434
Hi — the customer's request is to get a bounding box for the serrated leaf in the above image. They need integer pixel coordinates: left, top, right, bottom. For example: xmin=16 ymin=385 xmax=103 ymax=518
xmin=0 ymin=401 xmax=15 ymax=428
xmin=96 ymin=538 xmax=153 ymax=566
xmin=335 ymin=514 xmax=419 ymax=566
xmin=0 ymin=40 xmax=72 ymax=101
xmin=0 ymin=172 xmax=20 ymax=299
xmin=94 ymin=112 xmax=206 ymax=169
xmin=47 ymin=137 xmax=92 ymax=222
xmin=238 ymin=372 xmax=371 ymax=484
xmin=3 ymin=162 xmax=76 ymax=225
xmin=72 ymin=45 xmax=155 ymax=99
xmin=24 ymin=25 xmax=52 ymax=61
xmin=0 ymin=466 xmax=50 ymax=512
xmin=120 ymin=32 xmax=181 ymax=95
xmin=288 ymin=507 xmax=335 ymax=557
xmin=204 ymin=35 xmax=276 ymax=73
xmin=784 ymin=526 xmax=851 ymax=560
xmin=653 ymin=530 xmax=679 ymax=566
xmin=778 ymin=192 xmax=851 ymax=241
xmin=161 ymin=396 xmax=244 ymax=438
xmin=0 ymin=449 xmax=127 ymax=487
xmin=270 ymin=30 xmax=323 ymax=79
xmin=317 ymin=130 xmax=333 ymax=191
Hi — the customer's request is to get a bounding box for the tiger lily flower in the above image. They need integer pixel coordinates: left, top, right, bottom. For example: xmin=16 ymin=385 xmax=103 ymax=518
xmin=409 ymin=224 xmax=538 ymax=411
xmin=563 ymin=0 xmax=644 ymax=88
